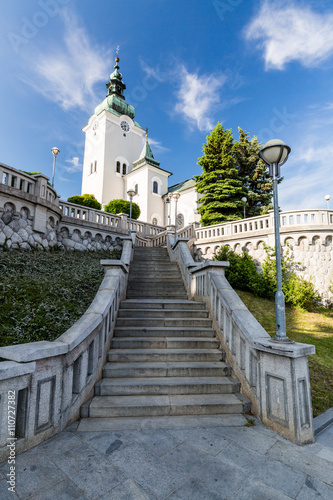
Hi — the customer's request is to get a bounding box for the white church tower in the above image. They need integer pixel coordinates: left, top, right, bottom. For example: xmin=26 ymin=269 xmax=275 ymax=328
xmin=81 ymin=55 xmax=171 ymax=224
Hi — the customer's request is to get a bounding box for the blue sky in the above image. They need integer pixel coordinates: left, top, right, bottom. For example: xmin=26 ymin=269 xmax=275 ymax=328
xmin=1 ymin=0 xmax=333 ymax=210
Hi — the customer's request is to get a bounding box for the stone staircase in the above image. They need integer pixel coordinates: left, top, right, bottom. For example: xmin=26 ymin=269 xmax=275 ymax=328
xmin=80 ymin=246 xmax=249 ymax=426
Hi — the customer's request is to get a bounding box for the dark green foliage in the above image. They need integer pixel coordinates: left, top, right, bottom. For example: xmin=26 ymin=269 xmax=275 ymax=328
xmin=67 ymin=194 xmax=102 ymax=210
xmin=233 ymin=128 xmax=274 ymax=216
xmin=0 ymin=249 xmax=120 ymax=347
xmin=195 ymin=124 xmax=244 ymax=226
xmin=214 ymin=245 xmax=320 ymax=310
xmin=104 ymin=199 xmax=141 ymax=219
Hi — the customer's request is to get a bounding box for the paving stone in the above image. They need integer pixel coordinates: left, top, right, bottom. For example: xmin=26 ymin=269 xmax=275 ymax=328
xmin=49 ymin=442 xmax=127 ymax=499
xmin=121 ymin=429 xmax=183 ymax=457
xmin=296 ymin=476 xmax=333 ymax=500
xmin=315 ymin=446 xmax=333 ymax=463
xmin=29 ymin=479 xmax=90 ymax=500
xmin=0 ymin=478 xmax=20 ymax=499
xmin=3 ymin=449 xmax=66 ymax=499
xmin=315 ymin=426 xmax=333 ymax=448
xmin=209 ymin=425 xmax=277 ymax=454
xmin=39 ymin=430 xmax=84 ymax=456
xmin=165 ymin=427 xmax=230 ymax=456
xmin=165 ymin=478 xmax=225 ymax=499
xmin=215 ymin=441 xmax=306 ymax=498
xmin=267 ymin=440 xmax=333 ymax=486
xmin=107 ymin=441 xmax=189 ymax=499
xmin=232 ymin=478 xmax=293 ymax=500
xmin=97 ymin=478 xmax=157 ymax=500
xmin=76 ymin=430 xmax=133 ymax=456
xmin=162 ymin=441 xmax=247 ymax=498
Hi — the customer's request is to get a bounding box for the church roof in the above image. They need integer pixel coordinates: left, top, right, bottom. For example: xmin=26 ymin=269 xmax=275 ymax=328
xmin=95 ymin=56 xmax=136 ymax=119
xmin=165 ymin=178 xmax=196 ymax=195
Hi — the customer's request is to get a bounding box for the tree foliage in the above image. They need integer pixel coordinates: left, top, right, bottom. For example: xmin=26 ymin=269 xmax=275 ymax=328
xmin=195 ymin=124 xmax=244 ymax=226
xmin=195 ymin=124 xmax=276 ymax=225
xmin=233 ymin=128 xmax=274 ymax=217
xmin=67 ymin=194 xmax=102 ymax=210
xmin=104 ymin=199 xmax=141 ymax=220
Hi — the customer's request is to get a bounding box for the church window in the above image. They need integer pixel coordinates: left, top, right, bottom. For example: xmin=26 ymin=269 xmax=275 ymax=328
xmin=152 ymin=218 xmax=157 ymax=225
xmin=177 ymin=213 xmax=184 ymax=228
xmin=134 ymin=184 xmax=138 ymax=194
xmin=90 ymin=162 xmax=93 ymax=174
xmin=153 ymin=181 xmax=158 ymax=194
xmin=122 ymin=163 xmax=127 ymax=175
xmin=116 ymin=161 xmax=121 ymax=173
xmin=94 ymin=161 xmax=97 ymax=172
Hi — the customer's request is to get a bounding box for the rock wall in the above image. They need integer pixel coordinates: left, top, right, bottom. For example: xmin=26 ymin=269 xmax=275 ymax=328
xmin=0 ymin=201 xmax=123 ymax=252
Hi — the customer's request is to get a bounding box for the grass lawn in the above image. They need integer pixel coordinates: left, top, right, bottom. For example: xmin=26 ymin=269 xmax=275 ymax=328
xmin=237 ymin=289 xmax=333 ymax=417
xmin=0 ymin=249 xmax=120 ymax=347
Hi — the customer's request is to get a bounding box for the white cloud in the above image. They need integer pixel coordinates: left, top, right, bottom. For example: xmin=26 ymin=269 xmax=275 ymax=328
xmin=65 ymin=156 xmax=82 ymax=173
xmin=145 ymin=137 xmax=169 ymax=153
xmin=24 ymin=10 xmax=111 ymax=109
xmin=245 ymin=1 xmax=333 ymax=70
xmin=174 ymin=66 xmax=226 ymax=131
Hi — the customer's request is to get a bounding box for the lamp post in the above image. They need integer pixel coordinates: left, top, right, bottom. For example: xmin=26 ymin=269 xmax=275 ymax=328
xmin=259 ymin=139 xmax=292 ymax=343
xmin=172 ymin=192 xmax=180 ymax=243
xmin=241 ymin=196 xmax=247 ymax=219
xmin=127 ymin=188 xmax=136 ymax=236
xmin=51 ymin=147 xmax=60 ymax=188
xmin=325 ymin=194 xmax=331 ymax=209
xmin=165 ymin=197 xmax=171 ymax=225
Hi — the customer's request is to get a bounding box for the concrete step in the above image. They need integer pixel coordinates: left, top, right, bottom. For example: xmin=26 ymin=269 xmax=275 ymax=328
xmin=117 ymin=309 xmax=209 ymax=318
xmin=126 ymin=292 xmax=188 ymax=299
xmin=126 ymin=286 xmax=186 ymax=292
xmin=115 ymin=318 xmax=212 ymax=327
xmin=102 ymin=361 xmax=231 ymax=378
xmin=111 ymin=337 xmax=220 ymax=350
xmin=89 ymin=394 xmax=245 ymax=418
xmin=96 ymin=377 xmax=240 ymax=396
xmin=128 ymin=273 xmax=182 ymax=279
xmin=114 ymin=327 xmax=215 ymax=338
xmin=108 ymin=349 xmax=223 ymax=363
xmin=78 ymin=414 xmax=247 ymax=432
xmin=129 ymin=263 xmax=179 ymax=269
xmin=119 ymin=300 xmax=206 ymax=310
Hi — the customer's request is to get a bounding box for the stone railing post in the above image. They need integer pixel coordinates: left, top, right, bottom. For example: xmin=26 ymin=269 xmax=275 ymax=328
xmin=118 ymin=213 xmax=129 ymax=233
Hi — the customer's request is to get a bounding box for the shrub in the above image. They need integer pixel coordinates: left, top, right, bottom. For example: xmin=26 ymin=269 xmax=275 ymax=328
xmin=67 ymin=194 xmax=102 ymax=210
xmin=214 ymin=244 xmax=320 ymax=310
xmin=104 ymin=199 xmax=140 ymax=219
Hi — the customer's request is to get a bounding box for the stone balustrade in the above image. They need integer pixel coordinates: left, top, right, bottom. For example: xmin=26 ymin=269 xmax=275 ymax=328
xmin=0 ymin=238 xmax=133 ymax=462
xmin=167 ymin=236 xmax=315 ymax=445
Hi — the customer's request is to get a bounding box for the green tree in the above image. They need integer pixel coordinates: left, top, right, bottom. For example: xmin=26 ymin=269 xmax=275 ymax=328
xmin=195 ymin=123 xmax=244 ymax=226
xmin=104 ymin=199 xmax=141 ymax=220
xmin=67 ymin=194 xmax=102 ymax=210
xmin=233 ymin=128 xmax=274 ymax=217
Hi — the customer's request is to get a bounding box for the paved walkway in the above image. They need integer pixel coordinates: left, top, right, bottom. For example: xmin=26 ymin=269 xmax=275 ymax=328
xmin=1 ymin=413 xmax=333 ymax=500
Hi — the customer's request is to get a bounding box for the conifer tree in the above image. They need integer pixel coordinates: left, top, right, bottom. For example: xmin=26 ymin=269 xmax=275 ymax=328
xmin=233 ymin=128 xmax=274 ymax=216
xmin=195 ymin=124 xmax=244 ymax=226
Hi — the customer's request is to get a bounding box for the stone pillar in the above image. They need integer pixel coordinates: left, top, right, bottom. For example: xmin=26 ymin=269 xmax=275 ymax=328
xmin=118 ymin=213 xmax=129 ymax=233
xmin=254 ymin=339 xmax=315 ymax=445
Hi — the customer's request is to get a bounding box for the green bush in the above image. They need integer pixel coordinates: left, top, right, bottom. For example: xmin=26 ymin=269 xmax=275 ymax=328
xmin=104 ymin=199 xmax=141 ymax=219
xmin=67 ymin=194 xmax=102 ymax=210
xmin=214 ymin=245 xmax=320 ymax=310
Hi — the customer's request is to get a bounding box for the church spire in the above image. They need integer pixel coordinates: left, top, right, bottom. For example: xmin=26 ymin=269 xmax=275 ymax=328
xmin=106 ymin=52 xmax=126 ymax=100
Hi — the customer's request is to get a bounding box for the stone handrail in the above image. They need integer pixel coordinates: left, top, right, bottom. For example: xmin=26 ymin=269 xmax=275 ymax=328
xmin=0 ymin=162 xmax=58 ymax=206
xmin=195 ymin=208 xmax=333 ymax=243
xmin=167 ymin=236 xmax=316 ymax=446
xmin=0 ymin=237 xmax=133 ymax=462
xmin=59 ymin=201 xmax=122 ymax=229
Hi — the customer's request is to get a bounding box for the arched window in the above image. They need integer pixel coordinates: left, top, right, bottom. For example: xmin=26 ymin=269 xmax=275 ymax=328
xmin=90 ymin=162 xmax=93 ymax=174
xmin=153 ymin=181 xmax=158 ymax=194
xmin=122 ymin=163 xmax=127 ymax=175
xmin=177 ymin=213 xmax=184 ymax=228
xmin=134 ymin=184 xmax=138 ymax=194
xmin=152 ymin=217 xmax=158 ymax=225
xmin=116 ymin=161 xmax=121 ymax=173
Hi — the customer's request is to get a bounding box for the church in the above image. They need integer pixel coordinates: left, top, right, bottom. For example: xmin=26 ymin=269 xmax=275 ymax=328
xmin=81 ymin=56 xmax=200 ymax=228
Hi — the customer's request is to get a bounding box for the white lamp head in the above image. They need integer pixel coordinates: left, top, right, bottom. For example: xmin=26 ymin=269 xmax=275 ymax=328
xmin=325 ymin=194 xmax=331 ymax=201
xmin=259 ymin=139 xmax=291 ymax=166
xmin=51 ymin=147 xmax=60 ymax=157
xmin=241 ymin=197 xmax=247 ymax=203
xmin=173 ymin=191 xmax=180 ymax=200
xmin=127 ymin=189 xmax=136 ymax=197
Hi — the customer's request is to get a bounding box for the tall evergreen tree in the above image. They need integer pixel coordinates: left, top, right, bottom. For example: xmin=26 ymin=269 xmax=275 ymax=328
xmin=195 ymin=124 xmax=244 ymax=226
xmin=233 ymin=128 xmax=274 ymax=217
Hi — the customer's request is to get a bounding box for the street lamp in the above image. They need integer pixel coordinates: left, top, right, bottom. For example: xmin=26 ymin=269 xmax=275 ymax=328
xmin=259 ymin=139 xmax=292 ymax=343
xmin=127 ymin=188 xmax=136 ymax=236
xmin=325 ymin=194 xmax=331 ymax=209
xmin=169 ymin=192 xmax=180 ymax=243
xmin=51 ymin=147 xmax=60 ymax=188
xmin=165 ymin=197 xmax=171 ymax=225
xmin=241 ymin=197 xmax=247 ymax=219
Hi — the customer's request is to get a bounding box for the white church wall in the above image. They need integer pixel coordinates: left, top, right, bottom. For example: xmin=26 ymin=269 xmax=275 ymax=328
xmin=126 ymin=168 xmax=149 ymax=221
xmin=175 ymin=187 xmax=201 ymax=227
